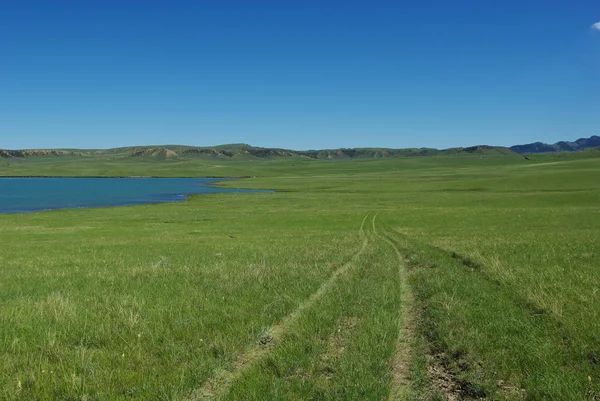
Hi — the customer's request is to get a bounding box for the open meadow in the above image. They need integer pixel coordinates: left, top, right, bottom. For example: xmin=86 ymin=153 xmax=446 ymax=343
xmin=1 ymin=151 xmax=599 ymax=400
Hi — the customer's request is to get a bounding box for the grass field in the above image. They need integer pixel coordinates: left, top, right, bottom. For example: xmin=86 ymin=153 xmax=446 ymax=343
xmin=1 ymin=152 xmax=599 ymax=400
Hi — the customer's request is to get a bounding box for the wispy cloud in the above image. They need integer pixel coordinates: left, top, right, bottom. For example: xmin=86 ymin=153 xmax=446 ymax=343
xmin=592 ymin=21 xmax=600 ymax=31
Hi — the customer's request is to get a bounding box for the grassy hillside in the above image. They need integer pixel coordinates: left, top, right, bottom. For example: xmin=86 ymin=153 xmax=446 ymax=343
xmin=3 ymin=135 xmax=599 ymax=160
xmin=0 ymin=153 xmax=599 ymax=400
xmin=0 ymin=143 xmax=522 ymax=162
xmin=1 ymin=147 xmax=583 ymax=178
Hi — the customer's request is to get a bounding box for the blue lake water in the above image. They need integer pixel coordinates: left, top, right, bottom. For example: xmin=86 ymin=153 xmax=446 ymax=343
xmin=0 ymin=177 xmax=266 ymax=214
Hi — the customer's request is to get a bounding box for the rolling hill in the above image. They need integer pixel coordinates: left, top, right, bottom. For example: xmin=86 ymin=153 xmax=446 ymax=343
xmin=0 ymin=144 xmax=520 ymax=160
xmin=1 ymin=135 xmax=598 ymax=160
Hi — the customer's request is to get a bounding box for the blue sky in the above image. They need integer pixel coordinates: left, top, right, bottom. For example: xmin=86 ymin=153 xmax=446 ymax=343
xmin=1 ymin=0 xmax=599 ymax=150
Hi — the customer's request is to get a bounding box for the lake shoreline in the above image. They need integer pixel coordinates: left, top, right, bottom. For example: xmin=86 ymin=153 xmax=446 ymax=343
xmin=0 ymin=177 xmax=268 ymax=215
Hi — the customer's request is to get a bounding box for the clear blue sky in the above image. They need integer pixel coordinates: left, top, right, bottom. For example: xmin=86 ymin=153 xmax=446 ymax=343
xmin=1 ymin=0 xmax=599 ymax=150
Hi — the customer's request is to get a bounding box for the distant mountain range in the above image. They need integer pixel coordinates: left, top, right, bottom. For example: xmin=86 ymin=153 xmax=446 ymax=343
xmin=1 ymin=136 xmax=598 ymax=160
xmin=509 ymin=135 xmax=600 ymax=154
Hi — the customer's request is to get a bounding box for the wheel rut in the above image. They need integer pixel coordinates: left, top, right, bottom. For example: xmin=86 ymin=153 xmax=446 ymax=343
xmin=188 ymin=212 xmax=376 ymax=400
xmin=372 ymin=214 xmax=414 ymax=401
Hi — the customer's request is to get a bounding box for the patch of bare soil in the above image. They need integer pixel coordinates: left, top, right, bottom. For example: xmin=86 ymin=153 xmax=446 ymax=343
xmin=427 ymin=353 xmax=486 ymax=400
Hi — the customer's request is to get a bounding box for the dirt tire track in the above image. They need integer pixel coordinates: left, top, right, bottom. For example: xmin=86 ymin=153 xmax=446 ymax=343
xmin=372 ymin=214 xmax=414 ymax=401
xmin=188 ymin=212 xmax=376 ymax=400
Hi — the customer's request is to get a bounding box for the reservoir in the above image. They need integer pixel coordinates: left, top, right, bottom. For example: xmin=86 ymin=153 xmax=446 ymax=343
xmin=0 ymin=177 xmax=266 ymax=214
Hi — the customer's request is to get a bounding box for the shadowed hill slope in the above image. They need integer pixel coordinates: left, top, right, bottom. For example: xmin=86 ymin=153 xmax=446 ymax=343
xmin=510 ymin=135 xmax=600 ymax=154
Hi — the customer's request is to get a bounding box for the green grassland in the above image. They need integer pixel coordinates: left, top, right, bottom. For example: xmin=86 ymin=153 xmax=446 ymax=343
xmin=1 ymin=151 xmax=599 ymax=400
